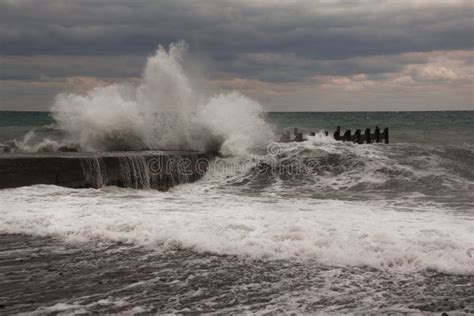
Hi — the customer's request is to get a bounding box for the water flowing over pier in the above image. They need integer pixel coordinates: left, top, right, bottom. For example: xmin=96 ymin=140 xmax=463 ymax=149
xmin=0 ymin=151 xmax=212 ymax=190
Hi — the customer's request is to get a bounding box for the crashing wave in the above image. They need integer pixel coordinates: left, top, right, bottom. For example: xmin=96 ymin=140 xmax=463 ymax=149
xmin=50 ymin=41 xmax=274 ymax=155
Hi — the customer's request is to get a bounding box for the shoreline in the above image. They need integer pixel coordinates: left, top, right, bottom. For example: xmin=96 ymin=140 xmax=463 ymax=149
xmin=0 ymin=233 xmax=472 ymax=314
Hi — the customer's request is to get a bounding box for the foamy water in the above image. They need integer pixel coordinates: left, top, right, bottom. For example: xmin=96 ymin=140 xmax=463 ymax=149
xmin=0 ymin=183 xmax=472 ymax=275
xmin=1 ymin=135 xmax=473 ymax=276
xmin=1 ymin=136 xmax=474 ymax=276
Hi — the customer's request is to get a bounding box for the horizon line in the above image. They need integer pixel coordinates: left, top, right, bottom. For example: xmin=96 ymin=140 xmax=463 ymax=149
xmin=1 ymin=109 xmax=473 ymax=113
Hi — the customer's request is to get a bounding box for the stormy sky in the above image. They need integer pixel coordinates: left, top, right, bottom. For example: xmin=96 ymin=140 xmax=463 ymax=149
xmin=0 ymin=0 xmax=473 ymax=111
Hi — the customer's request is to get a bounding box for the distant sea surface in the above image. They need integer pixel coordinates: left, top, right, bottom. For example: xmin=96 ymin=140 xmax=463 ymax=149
xmin=2 ymin=110 xmax=474 ymax=145
xmin=0 ymin=110 xmax=473 ymax=313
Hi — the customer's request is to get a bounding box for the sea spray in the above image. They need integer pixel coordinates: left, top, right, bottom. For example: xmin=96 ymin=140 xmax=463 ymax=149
xmin=52 ymin=84 xmax=148 ymax=152
xmin=195 ymin=92 xmax=274 ymax=156
xmin=4 ymin=130 xmax=80 ymax=153
xmin=51 ymin=42 xmax=274 ymax=155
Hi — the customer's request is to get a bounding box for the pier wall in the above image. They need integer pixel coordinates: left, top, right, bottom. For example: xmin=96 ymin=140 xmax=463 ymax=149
xmin=0 ymin=151 xmax=212 ymax=190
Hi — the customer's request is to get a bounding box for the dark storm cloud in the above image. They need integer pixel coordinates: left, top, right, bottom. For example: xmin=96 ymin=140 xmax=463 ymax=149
xmin=0 ymin=0 xmax=472 ymax=60
xmin=1 ymin=0 xmax=473 ymax=111
xmin=0 ymin=55 xmax=143 ymax=81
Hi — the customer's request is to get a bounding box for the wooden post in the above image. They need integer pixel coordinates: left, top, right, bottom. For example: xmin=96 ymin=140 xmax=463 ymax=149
xmin=365 ymin=128 xmax=371 ymax=144
xmin=374 ymin=126 xmax=381 ymax=143
xmin=334 ymin=126 xmax=341 ymax=141
xmin=343 ymin=129 xmax=351 ymax=142
xmin=354 ymin=129 xmax=362 ymax=144
xmin=324 ymin=130 xmax=328 ymax=136
xmin=383 ymin=127 xmax=389 ymax=144
xmin=295 ymin=132 xmax=304 ymax=142
xmin=294 ymin=128 xmax=298 ymax=137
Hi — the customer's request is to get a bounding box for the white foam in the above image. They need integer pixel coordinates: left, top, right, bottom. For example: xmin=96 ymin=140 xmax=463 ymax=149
xmin=51 ymin=41 xmax=273 ymax=155
xmin=254 ymin=139 xmax=474 ymax=194
xmin=4 ymin=130 xmax=79 ymax=153
xmin=27 ymin=303 xmax=85 ymax=315
xmin=0 ymin=185 xmax=472 ymax=274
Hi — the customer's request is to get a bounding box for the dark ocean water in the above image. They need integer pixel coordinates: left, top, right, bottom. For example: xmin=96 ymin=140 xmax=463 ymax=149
xmin=0 ymin=110 xmax=473 ymax=313
xmin=268 ymin=111 xmax=474 ymax=145
xmin=2 ymin=110 xmax=474 ymax=145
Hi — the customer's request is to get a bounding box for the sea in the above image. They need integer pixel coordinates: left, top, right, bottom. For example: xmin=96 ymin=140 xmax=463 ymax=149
xmin=0 ymin=110 xmax=473 ymax=314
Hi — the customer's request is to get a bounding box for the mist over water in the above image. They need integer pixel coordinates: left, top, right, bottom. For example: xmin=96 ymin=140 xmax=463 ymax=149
xmin=51 ymin=42 xmax=273 ymax=155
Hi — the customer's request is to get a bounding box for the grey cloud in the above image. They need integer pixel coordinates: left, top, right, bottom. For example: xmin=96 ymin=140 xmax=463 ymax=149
xmin=0 ymin=55 xmax=144 ymax=80
xmin=0 ymin=0 xmax=472 ymax=60
xmin=0 ymin=0 xmax=472 ymax=111
xmin=222 ymin=50 xmax=464 ymax=83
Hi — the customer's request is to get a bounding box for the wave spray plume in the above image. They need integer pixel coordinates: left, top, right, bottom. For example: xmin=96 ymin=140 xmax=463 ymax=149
xmin=52 ymin=41 xmax=274 ymax=155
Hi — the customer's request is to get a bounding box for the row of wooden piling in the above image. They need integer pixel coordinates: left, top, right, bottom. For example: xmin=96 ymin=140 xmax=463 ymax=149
xmin=279 ymin=126 xmax=389 ymax=144
xmin=333 ymin=126 xmax=389 ymax=144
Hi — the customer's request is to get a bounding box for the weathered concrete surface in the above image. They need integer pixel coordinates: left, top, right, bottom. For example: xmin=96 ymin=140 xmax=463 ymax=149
xmin=0 ymin=151 xmax=212 ymax=190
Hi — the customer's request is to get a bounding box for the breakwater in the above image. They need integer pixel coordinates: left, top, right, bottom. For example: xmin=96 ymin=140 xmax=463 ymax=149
xmin=0 ymin=151 xmax=212 ymax=190
xmin=280 ymin=126 xmax=389 ymax=144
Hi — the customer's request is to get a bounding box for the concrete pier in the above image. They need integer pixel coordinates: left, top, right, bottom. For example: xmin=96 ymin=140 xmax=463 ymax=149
xmin=0 ymin=151 xmax=213 ymax=191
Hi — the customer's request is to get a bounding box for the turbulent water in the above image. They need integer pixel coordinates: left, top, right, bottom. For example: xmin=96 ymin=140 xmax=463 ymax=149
xmin=1 ymin=111 xmax=473 ymax=313
xmin=1 ymin=42 xmax=272 ymax=156
xmin=0 ymin=44 xmax=473 ymax=313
